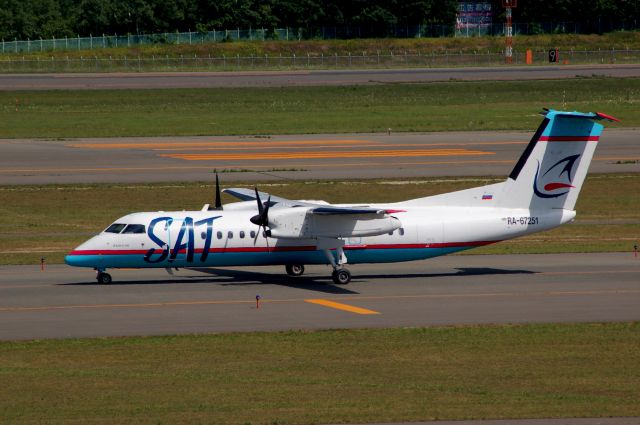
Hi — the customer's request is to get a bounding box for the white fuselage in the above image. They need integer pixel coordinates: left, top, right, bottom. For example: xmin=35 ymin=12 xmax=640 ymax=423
xmin=65 ymin=200 xmax=575 ymax=270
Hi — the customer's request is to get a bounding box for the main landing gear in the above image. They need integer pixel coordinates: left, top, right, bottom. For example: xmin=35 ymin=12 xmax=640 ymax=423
xmin=96 ymin=269 xmax=112 ymax=285
xmin=285 ymin=264 xmax=305 ymax=276
xmin=323 ymin=245 xmax=352 ymax=285
xmin=284 ymin=263 xmax=351 ymax=284
xmin=331 ymin=268 xmax=351 ymax=285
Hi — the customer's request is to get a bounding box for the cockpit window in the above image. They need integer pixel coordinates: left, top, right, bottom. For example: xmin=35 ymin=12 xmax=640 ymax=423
xmin=122 ymin=224 xmax=146 ymax=234
xmin=105 ymin=223 xmax=126 ymax=234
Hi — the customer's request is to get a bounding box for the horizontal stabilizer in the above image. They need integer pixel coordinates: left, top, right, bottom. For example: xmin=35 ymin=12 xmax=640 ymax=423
xmin=541 ymin=109 xmax=620 ymax=122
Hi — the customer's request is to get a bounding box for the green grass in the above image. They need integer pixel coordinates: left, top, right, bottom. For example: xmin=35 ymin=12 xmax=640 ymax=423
xmin=0 ymin=323 xmax=639 ymax=424
xmin=1 ymin=174 xmax=638 ymax=265
xmin=1 ymin=78 xmax=638 ymax=138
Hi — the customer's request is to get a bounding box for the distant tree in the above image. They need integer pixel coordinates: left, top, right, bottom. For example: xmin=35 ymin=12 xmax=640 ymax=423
xmin=352 ymin=4 xmax=398 ymax=27
xmin=272 ymin=0 xmax=325 ymax=28
xmin=427 ymin=0 xmax=457 ymax=25
xmin=0 ymin=0 xmax=71 ymax=39
xmin=76 ymin=0 xmax=115 ymax=35
xmin=396 ymin=0 xmax=434 ymax=25
xmin=0 ymin=0 xmax=632 ymax=41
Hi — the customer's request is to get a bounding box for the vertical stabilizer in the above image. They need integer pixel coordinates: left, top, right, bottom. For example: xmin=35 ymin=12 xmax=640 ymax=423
xmin=498 ymin=110 xmax=617 ymax=211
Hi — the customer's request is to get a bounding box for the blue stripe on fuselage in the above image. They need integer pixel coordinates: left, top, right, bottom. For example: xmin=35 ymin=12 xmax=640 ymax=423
xmin=64 ymin=246 xmax=474 ymax=269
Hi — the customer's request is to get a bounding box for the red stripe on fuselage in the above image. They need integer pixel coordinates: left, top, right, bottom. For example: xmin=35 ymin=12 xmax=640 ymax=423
xmin=538 ymin=136 xmax=599 ymax=142
xmin=67 ymin=240 xmax=500 ymax=257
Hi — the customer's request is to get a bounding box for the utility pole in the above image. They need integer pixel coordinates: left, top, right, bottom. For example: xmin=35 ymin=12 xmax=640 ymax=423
xmin=503 ymin=0 xmax=516 ymax=64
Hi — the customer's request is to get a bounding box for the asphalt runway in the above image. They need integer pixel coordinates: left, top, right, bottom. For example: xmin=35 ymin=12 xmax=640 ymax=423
xmin=0 ymin=129 xmax=638 ymax=184
xmin=1 ymin=252 xmax=638 ymax=340
xmin=1 ymin=64 xmax=640 ymax=90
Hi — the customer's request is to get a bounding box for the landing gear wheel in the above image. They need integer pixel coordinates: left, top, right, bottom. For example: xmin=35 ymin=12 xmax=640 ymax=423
xmin=97 ymin=272 xmax=112 ymax=285
xmin=332 ymin=269 xmax=351 ymax=285
xmin=285 ymin=264 xmax=305 ymax=276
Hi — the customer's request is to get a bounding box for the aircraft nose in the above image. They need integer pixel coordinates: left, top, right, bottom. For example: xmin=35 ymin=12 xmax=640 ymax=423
xmin=64 ymin=236 xmax=100 ymax=267
xmin=64 ymin=253 xmax=82 ymax=266
xmin=65 ymin=249 xmax=99 ymax=268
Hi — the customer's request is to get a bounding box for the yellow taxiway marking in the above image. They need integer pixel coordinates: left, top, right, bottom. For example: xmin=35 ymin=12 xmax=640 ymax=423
xmin=152 ymin=141 xmax=527 ymax=152
xmin=159 ymin=149 xmax=494 ymax=161
xmin=1 ymin=285 xmax=640 ymax=313
xmin=305 ymin=299 xmax=381 ymax=315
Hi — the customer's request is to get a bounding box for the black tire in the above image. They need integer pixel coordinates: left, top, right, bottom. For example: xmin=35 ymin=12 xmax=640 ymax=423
xmin=332 ymin=269 xmax=351 ymax=285
xmin=97 ymin=272 xmax=112 ymax=285
xmin=285 ymin=264 xmax=305 ymax=276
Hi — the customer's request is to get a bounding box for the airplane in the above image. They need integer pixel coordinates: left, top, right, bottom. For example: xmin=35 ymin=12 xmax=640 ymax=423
xmin=65 ymin=109 xmax=618 ymax=285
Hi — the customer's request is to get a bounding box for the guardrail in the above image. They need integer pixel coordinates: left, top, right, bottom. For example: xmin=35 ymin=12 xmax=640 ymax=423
xmin=0 ymin=49 xmax=637 ymax=73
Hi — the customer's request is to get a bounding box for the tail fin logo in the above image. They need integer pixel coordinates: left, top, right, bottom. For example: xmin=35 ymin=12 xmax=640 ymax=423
xmin=533 ymin=154 xmax=580 ymax=198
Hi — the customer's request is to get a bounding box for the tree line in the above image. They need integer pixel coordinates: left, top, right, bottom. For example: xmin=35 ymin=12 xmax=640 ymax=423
xmin=0 ymin=0 xmax=636 ymax=41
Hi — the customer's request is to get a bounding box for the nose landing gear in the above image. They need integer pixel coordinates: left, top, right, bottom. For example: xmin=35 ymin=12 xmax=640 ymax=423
xmin=96 ymin=269 xmax=112 ymax=285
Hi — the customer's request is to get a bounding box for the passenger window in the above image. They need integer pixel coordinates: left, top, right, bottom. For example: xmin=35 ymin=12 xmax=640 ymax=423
xmin=239 ymin=231 xmax=245 ymax=239
xmin=399 ymin=228 xmax=405 ymax=236
xmin=228 ymin=231 xmax=233 ymax=239
xmin=201 ymin=232 xmax=207 ymax=240
xmin=105 ymin=223 xmax=126 ymax=234
xmin=122 ymin=224 xmax=145 ymax=234
xmin=250 ymin=230 xmax=256 ymax=238
xmin=217 ymin=231 xmax=223 ymax=239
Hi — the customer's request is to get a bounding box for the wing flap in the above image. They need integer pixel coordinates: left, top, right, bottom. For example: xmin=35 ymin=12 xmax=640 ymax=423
xmin=311 ymin=206 xmax=385 ymax=215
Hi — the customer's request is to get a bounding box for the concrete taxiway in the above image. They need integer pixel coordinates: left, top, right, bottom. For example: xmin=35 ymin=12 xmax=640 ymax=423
xmin=1 ymin=252 xmax=638 ymax=340
xmin=1 ymin=65 xmax=640 ymax=90
xmin=0 ymin=129 xmax=638 ymax=184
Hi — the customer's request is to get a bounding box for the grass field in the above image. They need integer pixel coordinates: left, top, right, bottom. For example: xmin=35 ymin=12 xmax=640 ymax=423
xmin=1 ymin=323 xmax=638 ymax=424
xmin=0 ymin=78 xmax=638 ymax=138
xmin=1 ymin=174 xmax=638 ymax=266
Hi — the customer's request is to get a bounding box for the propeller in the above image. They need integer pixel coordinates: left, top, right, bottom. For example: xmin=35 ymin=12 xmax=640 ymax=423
xmin=208 ymin=172 xmax=223 ymax=211
xmin=250 ymin=188 xmax=271 ymax=244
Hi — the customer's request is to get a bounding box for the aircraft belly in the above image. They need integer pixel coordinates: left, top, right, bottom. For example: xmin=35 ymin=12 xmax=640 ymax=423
xmin=64 ymin=244 xmax=471 ymax=269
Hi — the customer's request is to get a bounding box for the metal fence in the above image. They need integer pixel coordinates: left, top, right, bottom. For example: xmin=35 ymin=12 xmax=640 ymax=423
xmin=2 ymin=21 xmax=639 ymax=54
xmin=0 ymin=49 xmax=636 ymax=73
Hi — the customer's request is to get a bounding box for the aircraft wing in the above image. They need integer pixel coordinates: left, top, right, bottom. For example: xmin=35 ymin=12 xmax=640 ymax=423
xmin=222 ymin=187 xmax=308 ymax=206
xmin=224 ymin=188 xmax=403 ymax=215
xmin=223 ymin=188 xmax=307 ymax=207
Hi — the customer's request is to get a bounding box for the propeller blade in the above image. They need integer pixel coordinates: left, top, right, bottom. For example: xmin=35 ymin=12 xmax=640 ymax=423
xmin=250 ymin=195 xmax=271 ymax=226
xmin=208 ymin=172 xmax=223 ymax=211
xmin=262 ymin=195 xmax=271 ymax=221
xmin=214 ymin=173 xmax=222 ymax=209
xmin=254 ymin=188 xmax=263 ymax=215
